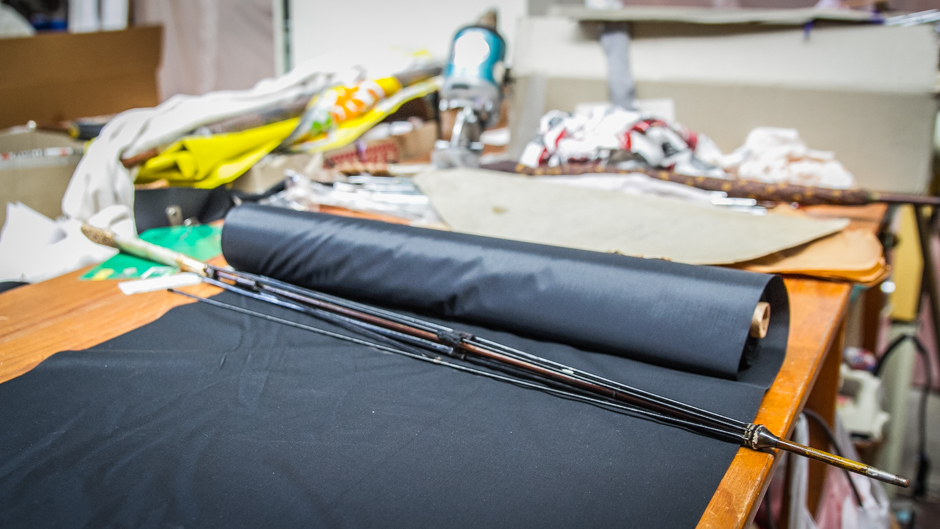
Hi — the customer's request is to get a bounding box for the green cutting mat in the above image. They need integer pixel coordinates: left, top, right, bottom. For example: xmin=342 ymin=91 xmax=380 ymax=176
xmin=80 ymin=225 xmax=222 ymax=281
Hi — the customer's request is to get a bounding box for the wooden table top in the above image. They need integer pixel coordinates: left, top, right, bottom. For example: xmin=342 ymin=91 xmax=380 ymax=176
xmin=0 ymin=203 xmax=886 ymax=528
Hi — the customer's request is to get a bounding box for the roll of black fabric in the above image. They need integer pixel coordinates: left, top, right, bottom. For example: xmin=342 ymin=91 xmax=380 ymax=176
xmin=221 ymin=204 xmax=789 ymax=381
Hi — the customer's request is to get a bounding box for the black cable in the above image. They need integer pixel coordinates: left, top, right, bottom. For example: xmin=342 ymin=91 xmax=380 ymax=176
xmin=213 ymin=268 xmax=450 ymax=334
xmin=873 ymin=333 xmax=932 ymax=499
xmin=873 ymin=333 xmax=909 ymax=378
xmin=801 ymin=409 xmax=864 ymax=507
xmin=461 ymin=353 xmax=745 ymax=443
xmin=764 ymin=476 xmax=776 ymax=529
xmin=908 ymin=336 xmax=932 ymax=500
xmin=211 ymin=266 xmax=749 ymax=433
xmin=171 ymin=289 xmax=434 ymax=358
xmin=471 ymin=336 xmax=749 ymax=430
xmin=203 ymin=277 xmax=452 ymax=356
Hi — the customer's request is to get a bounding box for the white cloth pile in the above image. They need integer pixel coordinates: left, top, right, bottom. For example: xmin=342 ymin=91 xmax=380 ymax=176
xmin=518 ymin=108 xmax=858 ymax=190
xmin=519 ymin=107 xmax=725 ymax=177
xmin=721 ymin=127 xmax=856 ymax=189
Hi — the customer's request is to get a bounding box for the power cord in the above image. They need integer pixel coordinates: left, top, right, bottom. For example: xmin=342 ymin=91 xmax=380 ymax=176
xmin=802 ymin=409 xmax=865 ymax=507
xmin=874 ymin=333 xmax=933 ymax=499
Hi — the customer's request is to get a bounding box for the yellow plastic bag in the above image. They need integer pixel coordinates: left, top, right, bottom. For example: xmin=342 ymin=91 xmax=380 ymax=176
xmin=290 ymin=77 xmax=440 ymax=154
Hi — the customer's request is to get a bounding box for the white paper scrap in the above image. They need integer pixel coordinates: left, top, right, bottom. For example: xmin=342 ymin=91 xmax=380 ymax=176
xmin=118 ymin=272 xmax=202 ymax=295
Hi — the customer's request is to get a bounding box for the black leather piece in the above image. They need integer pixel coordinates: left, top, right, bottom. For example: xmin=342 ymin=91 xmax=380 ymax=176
xmin=133 ymin=182 xmax=286 ymax=232
xmin=134 ymin=187 xmax=234 ymax=232
xmin=0 ymin=281 xmax=28 ymax=294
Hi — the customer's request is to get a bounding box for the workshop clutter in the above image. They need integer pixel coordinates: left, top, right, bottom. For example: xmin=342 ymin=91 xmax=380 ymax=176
xmin=126 ymin=64 xmax=441 ymax=192
xmin=519 ymin=108 xmax=857 ymax=189
xmin=519 ymin=107 xmax=725 ymax=178
xmin=283 ymin=65 xmax=442 ymax=152
xmin=296 ymin=77 xmax=403 ymax=141
xmin=3 ymin=8 xmax=937 ymax=529
xmin=723 ymin=127 xmax=857 ymax=189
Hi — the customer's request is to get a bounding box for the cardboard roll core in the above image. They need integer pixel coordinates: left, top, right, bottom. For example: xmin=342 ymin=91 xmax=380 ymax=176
xmin=750 ymin=302 xmax=771 ymax=339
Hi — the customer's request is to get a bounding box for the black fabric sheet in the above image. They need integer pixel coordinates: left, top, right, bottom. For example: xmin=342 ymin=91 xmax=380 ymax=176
xmin=2 ymin=292 xmax=778 ymax=528
xmin=1 ymin=204 xmax=791 ymax=527
xmin=222 ymin=205 xmax=789 ymax=381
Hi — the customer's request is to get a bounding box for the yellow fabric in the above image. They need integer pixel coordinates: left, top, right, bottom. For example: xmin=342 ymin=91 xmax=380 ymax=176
xmin=136 ymin=118 xmax=299 ymax=188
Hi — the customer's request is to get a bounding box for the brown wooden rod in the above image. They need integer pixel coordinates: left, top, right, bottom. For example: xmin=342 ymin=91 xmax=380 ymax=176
xmin=216 ymin=268 xmax=911 ymax=487
xmin=81 ymin=226 xmax=911 ymax=488
xmin=490 ymin=161 xmax=940 ymax=207
xmin=214 ymin=268 xmax=736 ymax=431
xmin=120 ymin=147 xmax=160 ymax=169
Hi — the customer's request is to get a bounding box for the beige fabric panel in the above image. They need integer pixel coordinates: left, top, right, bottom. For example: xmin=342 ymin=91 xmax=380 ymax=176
xmin=415 ymin=169 xmax=848 ymax=266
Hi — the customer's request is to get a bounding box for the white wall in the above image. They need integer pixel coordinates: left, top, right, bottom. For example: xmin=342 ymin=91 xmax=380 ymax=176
xmin=286 ymin=0 xmax=527 ymax=70
xmin=514 ymin=17 xmax=939 ymax=94
xmin=136 ymin=0 xmax=275 ymax=100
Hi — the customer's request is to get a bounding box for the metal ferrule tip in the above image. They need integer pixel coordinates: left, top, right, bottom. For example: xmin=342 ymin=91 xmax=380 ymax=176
xmin=866 ymin=468 xmax=910 ymax=488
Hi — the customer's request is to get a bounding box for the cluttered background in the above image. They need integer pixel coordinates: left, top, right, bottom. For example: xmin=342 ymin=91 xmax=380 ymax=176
xmin=3 ymin=1 xmax=940 ymax=527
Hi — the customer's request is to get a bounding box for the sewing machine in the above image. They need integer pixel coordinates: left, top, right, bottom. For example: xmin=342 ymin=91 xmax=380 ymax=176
xmin=432 ymin=11 xmax=506 ymax=168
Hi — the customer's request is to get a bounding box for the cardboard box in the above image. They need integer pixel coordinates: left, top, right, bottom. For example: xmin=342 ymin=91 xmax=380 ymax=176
xmin=510 ymin=11 xmax=939 ymax=193
xmin=0 ymin=129 xmax=84 ymax=226
xmin=0 ymin=26 xmax=162 ymax=129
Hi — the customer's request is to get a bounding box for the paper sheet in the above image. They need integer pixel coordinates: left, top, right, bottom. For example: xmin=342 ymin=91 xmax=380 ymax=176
xmin=0 ymin=202 xmax=127 ymax=283
xmin=414 ymin=169 xmax=848 ymax=266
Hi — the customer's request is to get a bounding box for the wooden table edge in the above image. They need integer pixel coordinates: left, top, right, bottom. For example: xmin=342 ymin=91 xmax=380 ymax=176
xmin=696 ymin=278 xmax=852 ymax=529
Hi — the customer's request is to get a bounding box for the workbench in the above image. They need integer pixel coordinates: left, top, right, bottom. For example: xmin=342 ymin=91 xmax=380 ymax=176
xmin=0 ymin=205 xmax=887 ymax=528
